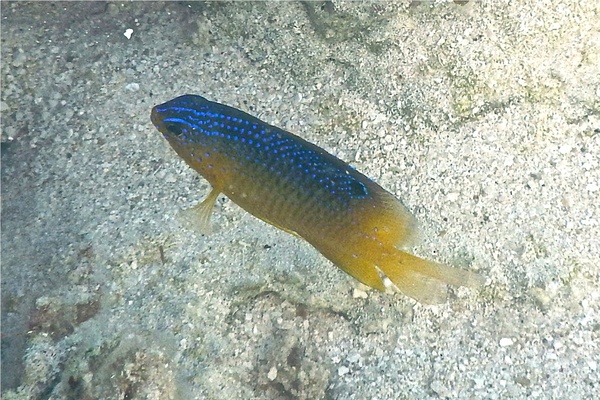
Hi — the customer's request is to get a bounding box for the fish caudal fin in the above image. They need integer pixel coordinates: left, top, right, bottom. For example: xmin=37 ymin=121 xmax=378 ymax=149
xmin=376 ymin=249 xmax=484 ymax=304
xmin=177 ymin=188 xmax=220 ymax=234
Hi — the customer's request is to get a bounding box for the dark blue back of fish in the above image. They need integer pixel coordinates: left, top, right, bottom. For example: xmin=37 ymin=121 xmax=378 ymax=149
xmin=151 ymin=95 xmax=387 ymax=235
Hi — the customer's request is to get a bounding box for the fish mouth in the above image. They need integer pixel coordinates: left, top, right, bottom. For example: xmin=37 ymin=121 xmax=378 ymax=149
xmin=151 ymin=104 xmax=178 ymax=139
xmin=150 ymin=104 xmax=166 ymax=130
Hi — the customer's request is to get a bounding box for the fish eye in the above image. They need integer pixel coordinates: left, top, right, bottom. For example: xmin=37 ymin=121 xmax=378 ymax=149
xmin=165 ymin=122 xmax=187 ymax=136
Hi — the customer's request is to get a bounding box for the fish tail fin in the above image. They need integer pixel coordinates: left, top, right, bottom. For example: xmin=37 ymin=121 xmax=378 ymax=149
xmin=376 ymin=249 xmax=484 ymax=304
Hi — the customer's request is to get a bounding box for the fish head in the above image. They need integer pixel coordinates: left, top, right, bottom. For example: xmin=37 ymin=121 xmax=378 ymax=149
xmin=151 ymin=94 xmax=212 ymax=145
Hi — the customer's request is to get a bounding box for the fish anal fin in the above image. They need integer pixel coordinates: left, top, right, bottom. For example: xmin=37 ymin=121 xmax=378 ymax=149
xmin=316 ymin=248 xmax=386 ymax=292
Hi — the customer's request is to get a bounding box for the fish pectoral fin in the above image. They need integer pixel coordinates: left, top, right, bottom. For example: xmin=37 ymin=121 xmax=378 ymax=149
xmin=177 ymin=187 xmax=221 ymax=234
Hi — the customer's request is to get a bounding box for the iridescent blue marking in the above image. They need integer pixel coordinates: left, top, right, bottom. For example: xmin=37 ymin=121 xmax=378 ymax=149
xmin=153 ymin=94 xmax=372 ymax=208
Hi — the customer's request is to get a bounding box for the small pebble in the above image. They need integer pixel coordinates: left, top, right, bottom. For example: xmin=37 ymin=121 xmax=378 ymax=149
xmin=126 ymin=82 xmax=140 ymax=92
xmin=267 ymin=366 xmax=277 ymax=381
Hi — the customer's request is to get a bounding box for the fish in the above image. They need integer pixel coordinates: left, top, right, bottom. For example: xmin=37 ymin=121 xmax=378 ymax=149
xmin=151 ymin=94 xmax=483 ymax=304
